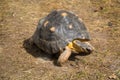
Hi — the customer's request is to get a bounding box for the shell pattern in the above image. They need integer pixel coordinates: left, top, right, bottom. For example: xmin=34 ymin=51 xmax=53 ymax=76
xmin=32 ymin=10 xmax=91 ymax=54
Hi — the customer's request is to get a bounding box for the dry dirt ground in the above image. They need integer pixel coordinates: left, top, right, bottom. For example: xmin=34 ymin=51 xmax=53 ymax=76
xmin=0 ymin=0 xmax=120 ymax=80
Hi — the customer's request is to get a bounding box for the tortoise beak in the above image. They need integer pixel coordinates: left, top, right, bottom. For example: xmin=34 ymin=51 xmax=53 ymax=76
xmin=72 ymin=40 xmax=94 ymax=54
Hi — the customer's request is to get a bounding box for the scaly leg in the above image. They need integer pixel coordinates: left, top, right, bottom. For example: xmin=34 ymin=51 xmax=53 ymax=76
xmin=57 ymin=46 xmax=72 ymax=66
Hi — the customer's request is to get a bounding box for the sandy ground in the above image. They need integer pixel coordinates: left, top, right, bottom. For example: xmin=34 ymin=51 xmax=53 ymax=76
xmin=0 ymin=0 xmax=120 ymax=80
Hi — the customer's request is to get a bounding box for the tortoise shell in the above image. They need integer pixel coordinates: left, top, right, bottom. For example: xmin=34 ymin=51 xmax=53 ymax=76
xmin=31 ymin=10 xmax=91 ymax=54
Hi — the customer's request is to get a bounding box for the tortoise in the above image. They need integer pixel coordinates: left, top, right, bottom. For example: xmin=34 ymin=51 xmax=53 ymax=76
xmin=30 ymin=10 xmax=94 ymax=65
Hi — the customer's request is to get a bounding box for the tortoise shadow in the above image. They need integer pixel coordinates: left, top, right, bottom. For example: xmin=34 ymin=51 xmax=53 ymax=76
xmin=23 ymin=38 xmax=90 ymax=66
xmin=23 ymin=38 xmax=54 ymax=61
xmin=68 ymin=53 xmax=90 ymax=61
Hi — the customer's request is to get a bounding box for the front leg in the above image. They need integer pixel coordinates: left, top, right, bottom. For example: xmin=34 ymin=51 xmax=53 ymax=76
xmin=57 ymin=46 xmax=72 ymax=66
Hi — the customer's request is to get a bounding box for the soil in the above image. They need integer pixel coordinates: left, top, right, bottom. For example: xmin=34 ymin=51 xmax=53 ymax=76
xmin=0 ymin=0 xmax=120 ymax=80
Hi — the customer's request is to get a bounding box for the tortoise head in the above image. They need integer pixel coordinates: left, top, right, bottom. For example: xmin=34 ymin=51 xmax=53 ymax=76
xmin=67 ymin=39 xmax=94 ymax=54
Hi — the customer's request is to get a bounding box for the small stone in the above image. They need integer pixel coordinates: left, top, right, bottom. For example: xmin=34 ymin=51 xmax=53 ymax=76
xmin=108 ymin=74 xmax=117 ymax=79
xmin=99 ymin=6 xmax=103 ymax=10
xmin=93 ymin=9 xmax=98 ymax=12
xmin=20 ymin=17 xmax=23 ymax=20
xmin=108 ymin=22 xmax=113 ymax=27
xmin=93 ymin=6 xmax=103 ymax=12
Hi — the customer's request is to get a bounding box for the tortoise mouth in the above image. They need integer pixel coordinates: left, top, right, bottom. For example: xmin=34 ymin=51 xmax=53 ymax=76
xmin=74 ymin=38 xmax=90 ymax=42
